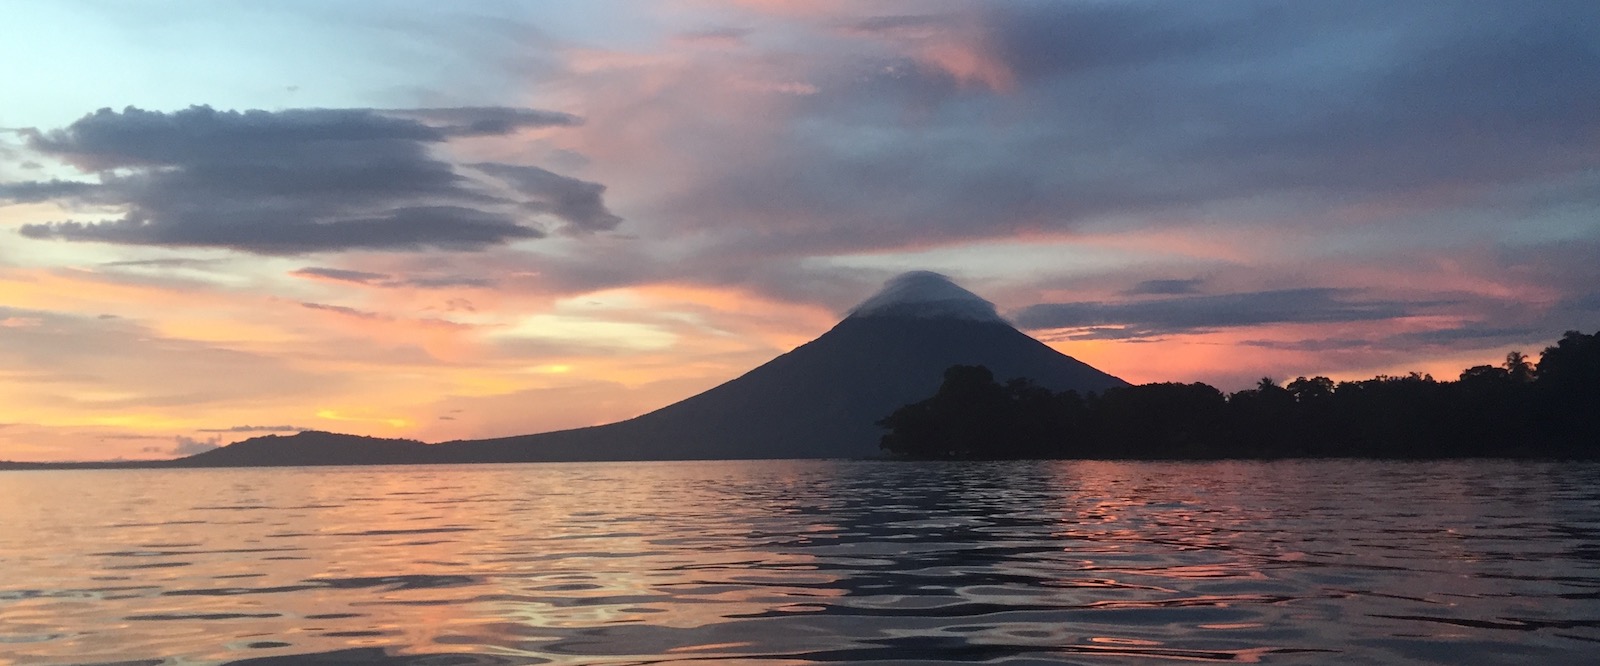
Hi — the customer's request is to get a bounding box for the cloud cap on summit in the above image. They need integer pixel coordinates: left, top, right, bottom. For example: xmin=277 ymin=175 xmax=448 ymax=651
xmin=848 ymin=271 xmax=1005 ymax=323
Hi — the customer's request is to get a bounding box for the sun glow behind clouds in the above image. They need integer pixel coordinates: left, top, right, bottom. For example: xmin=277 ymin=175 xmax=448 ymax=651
xmin=493 ymin=314 xmax=678 ymax=351
xmin=315 ymin=410 xmax=410 ymax=429
xmin=1 ymin=1 xmax=1598 ymax=461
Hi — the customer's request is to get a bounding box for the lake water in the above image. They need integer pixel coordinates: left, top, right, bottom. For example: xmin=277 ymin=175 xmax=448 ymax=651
xmin=2 ymin=460 xmax=1598 ymax=665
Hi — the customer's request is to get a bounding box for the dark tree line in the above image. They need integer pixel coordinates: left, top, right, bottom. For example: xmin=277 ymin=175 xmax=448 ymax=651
xmin=879 ymin=330 xmax=1600 ymax=460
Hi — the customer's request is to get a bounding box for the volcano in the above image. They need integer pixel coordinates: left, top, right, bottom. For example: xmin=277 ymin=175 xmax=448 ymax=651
xmin=175 ymin=272 xmax=1125 ymax=467
xmin=430 ymin=271 xmax=1126 ymax=462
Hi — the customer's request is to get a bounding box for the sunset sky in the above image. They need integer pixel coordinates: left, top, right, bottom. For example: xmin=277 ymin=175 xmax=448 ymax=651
xmin=2 ymin=1 xmax=1597 ymax=461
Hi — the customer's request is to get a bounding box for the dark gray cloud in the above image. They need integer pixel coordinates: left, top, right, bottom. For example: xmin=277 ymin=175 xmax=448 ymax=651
xmin=101 ymin=258 xmax=222 ymax=269
xmin=23 ymin=106 xmax=437 ymax=168
xmin=4 ymin=105 xmax=615 ymax=254
xmin=970 ymin=3 xmax=1246 ymax=83
xmin=291 ymin=267 xmax=389 ymax=284
xmin=1388 ymin=326 xmax=1546 ymax=346
xmin=406 ymin=275 xmax=494 ymax=288
xmin=0 ymin=179 xmax=97 ymax=203
xmin=1126 ymin=279 xmax=1204 ymax=296
xmin=291 ymin=266 xmax=494 ymax=289
xmin=22 ymin=205 xmax=542 ymax=254
xmin=475 ymin=163 xmax=623 ymax=233
xmin=1240 ymin=325 xmax=1549 ymax=355
xmin=1238 ymin=337 xmax=1380 ymax=353
xmin=841 ymin=14 xmax=952 ymax=36
xmin=1014 ymin=288 xmax=1432 ymax=338
xmin=380 ymin=107 xmax=580 ymax=136
xmin=1566 ymin=293 xmax=1600 ymax=312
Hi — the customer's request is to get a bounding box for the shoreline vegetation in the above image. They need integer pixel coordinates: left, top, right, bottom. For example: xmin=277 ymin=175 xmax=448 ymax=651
xmin=879 ymin=330 xmax=1600 ymax=460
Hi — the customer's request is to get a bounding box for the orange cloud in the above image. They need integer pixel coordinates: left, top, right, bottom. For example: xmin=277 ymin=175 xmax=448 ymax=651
xmin=914 ymin=39 xmax=1016 ymax=92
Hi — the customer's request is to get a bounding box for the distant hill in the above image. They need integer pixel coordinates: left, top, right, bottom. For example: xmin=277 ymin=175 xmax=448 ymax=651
xmin=0 ymin=431 xmax=432 ymax=470
xmin=171 ymin=431 xmax=435 ymax=467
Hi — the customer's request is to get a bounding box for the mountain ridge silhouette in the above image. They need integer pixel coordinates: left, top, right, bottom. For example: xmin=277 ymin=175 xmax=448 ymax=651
xmin=25 ymin=273 xmax=1129 ymax=467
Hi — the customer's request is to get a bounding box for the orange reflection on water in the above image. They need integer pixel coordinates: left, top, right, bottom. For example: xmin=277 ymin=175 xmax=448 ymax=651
xmin=3 ymin=460 xmax=1590 ymax=663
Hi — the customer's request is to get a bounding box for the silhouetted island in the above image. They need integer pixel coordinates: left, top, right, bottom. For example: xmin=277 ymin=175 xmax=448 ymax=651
xmin=879 ymin=330 xmax=1600 ymax=460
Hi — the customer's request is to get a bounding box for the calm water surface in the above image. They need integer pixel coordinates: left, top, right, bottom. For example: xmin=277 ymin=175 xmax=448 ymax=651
xmin=2 ymin=460 xmax=1599 ymax=665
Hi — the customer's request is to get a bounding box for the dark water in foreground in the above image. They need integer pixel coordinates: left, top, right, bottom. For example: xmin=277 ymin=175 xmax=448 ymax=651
xmin=2 ymin=460 xmax=1599 ymax=665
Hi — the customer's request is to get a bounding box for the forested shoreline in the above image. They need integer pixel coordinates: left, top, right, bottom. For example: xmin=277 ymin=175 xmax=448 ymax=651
xmin=878 ymin=330 xmax=1600 ymax=460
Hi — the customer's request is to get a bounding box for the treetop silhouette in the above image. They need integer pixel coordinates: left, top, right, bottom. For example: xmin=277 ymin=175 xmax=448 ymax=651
xmin=880 ymin=330 xmax=1600 ymax=460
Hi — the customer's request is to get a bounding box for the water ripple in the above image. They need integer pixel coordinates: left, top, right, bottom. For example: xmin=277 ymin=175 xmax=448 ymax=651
xmin=1 ymin=460 xmax=1598 ymax=664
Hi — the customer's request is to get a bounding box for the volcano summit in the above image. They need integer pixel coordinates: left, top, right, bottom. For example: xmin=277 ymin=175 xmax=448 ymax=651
xmin=181 ymin=272 xmax=1127 ymax=466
